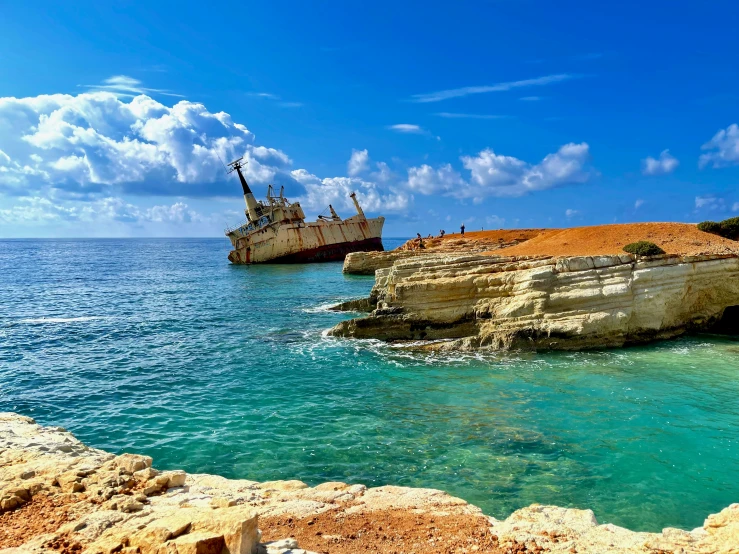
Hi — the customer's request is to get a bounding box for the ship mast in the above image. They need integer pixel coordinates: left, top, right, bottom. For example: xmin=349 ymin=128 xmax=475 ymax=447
xmin=228 ymin=157 xmax=259 ymax=222
xmin=349 ymin=192 xmax=365 ymax=218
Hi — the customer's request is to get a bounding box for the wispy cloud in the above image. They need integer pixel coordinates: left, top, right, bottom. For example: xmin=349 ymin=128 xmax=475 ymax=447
xmin=519 ymin=96 xmax=541 ymax=101
xmin=248 ymin=92 xmax=303 ymax=108
xmin=387 ymin=124 xmax=440 ymax=140
xmin=434 ymin=112 xmax=508 ymax=120
xmin=81 ymin=75 xmax=183 ymax=98
xmin=410 ymin=73 xmax=577 ymax=103
xmin=695 ymin=195 xmax=725 ymax=211
xmin=388 ymin=124 xmax=424 ymax=134
xmin=249 ymin=92 xmax=280 ymax=99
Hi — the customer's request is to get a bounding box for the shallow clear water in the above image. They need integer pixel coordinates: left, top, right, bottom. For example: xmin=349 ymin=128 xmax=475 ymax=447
xmin=1 ymin=238 xmax=738 ymax=532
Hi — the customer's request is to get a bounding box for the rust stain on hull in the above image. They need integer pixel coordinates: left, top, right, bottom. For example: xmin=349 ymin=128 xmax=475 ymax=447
xmin=268 ymin=237 xmax=383 ymax=263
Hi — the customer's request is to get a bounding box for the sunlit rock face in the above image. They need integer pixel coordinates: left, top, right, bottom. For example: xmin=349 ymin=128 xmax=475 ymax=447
xmin=4 ymin=412 xmax=739 ymax=553
xmin=330 ymin=253 xmax=739 ymax=350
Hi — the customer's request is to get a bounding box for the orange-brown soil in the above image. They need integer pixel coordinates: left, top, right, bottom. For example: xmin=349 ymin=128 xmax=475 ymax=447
xmin=261 ymin=510 xmax=536 ymax=554
xmin=435 ymin=229 xmax=546 ymax=243
xmin=400 ymin=229 xmax=546 ymax=253
xmin=0 ymin=492 xmax=87 ymax=549
xmin=0 ymin=497 xmax=542 ymax=554
xmin=492 ymin=222 xmax=739 ymax=258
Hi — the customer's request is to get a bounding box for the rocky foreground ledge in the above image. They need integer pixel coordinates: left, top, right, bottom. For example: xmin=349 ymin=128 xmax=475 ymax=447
xmin=2 ymin=414 xmax=739 ymax=553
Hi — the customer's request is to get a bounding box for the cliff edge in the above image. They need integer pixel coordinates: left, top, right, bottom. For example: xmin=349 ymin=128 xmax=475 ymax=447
xmin=330 ymin=224 xmax=739 ymax=350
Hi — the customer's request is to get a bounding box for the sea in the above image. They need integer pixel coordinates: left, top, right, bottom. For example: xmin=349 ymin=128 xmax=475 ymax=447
xmin=1 ymin=237 xmax=739 ymax=532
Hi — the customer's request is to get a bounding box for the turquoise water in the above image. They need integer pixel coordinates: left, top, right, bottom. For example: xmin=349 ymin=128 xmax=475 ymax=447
xmin=1 ymin=238 xmax=739 ymax=532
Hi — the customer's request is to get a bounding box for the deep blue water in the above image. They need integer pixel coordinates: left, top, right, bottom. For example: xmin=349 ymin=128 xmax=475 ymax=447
xmin=1 ymin=238 xmax=739 ymax=532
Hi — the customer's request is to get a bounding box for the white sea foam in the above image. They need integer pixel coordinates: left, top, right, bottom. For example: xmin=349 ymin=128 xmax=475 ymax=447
xmin=302 ymin=298 xmax=368 ymax=314
xmin=15 ymin=316 xmax=105 ymax=325
xmin=303 ymin=302 xmax=341 ymax=314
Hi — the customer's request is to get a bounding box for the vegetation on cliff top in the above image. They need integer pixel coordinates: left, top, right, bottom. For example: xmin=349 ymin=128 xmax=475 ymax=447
xmin=698 ymin=217 xmax=739 ymax=241
xmin=496 ymin=223 xmax=739 ymax=258
xmin=623 ymin=241 xmax=665 ymax=256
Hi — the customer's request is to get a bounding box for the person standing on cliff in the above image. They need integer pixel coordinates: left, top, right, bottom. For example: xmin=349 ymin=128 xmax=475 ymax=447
xmin=460 ymin=223 xmax=465 ymax=236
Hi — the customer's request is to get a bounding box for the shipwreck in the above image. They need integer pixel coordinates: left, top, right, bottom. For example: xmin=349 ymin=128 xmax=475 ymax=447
xmin=225 ymin=158 xmax=385 ymax=264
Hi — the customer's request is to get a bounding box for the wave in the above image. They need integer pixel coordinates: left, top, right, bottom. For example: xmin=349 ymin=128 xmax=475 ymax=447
xmin=302 ymin=302 xmax=341 ymax=314
xmin=13 ymin=316 xmax=106 ymax=325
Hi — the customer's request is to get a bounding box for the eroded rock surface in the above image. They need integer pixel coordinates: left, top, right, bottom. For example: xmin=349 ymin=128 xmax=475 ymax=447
xmin=343 ymin=230 xmax=544 ymax=275
xmin=3 ymin=413 xmax=739 ymax=553
xmin=331 ymin=252 xmax=739 ymax=350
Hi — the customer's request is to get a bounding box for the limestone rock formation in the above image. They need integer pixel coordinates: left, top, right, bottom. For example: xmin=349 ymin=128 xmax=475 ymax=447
xmin=342 ymin=250 xmax=423 ymax=275
xmin=3 ymin=413 xmax=739 ymax=553
xmin=343 ymin=230 xmax=543 ymax=275
xmin=330 ymin=252 xmax=739 ymax=350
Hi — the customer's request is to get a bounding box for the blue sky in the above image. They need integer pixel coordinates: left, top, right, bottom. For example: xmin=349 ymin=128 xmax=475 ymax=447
xmin=1 ymin=0 xmax=738 ymax=238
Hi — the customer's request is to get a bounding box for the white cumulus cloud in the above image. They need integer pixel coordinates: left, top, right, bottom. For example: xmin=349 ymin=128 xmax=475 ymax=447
xmin=0 ymin=91 xmax=259 ymax=197
xmin=0 ymin=195 xmax=202 ymax=226
xmin=642 ymin=149 xmax=679 ymax=175
xmin=291 ymin=169 xmax=410 ymax=214
xmin=0 ymin=87 xmax=406 ymax=217
xmin=460 ymin=142 xmax=593 ymax=198
xmin=407 ymin=164 xmax=465 ymax=195
xmin=403 ymin=143 xmax=593 ymax=200
xmin=0 ymin=82 xmax=600 ymax=232
xmin=700 ymin=124 xmax=739 ymax=168
xmin=347 ymin=149 xmax=369 ymax=176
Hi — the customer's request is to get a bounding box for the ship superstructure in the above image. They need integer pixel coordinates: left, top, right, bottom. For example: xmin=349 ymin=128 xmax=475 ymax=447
xmin=225 ymin=158 xmax=384 ymax=264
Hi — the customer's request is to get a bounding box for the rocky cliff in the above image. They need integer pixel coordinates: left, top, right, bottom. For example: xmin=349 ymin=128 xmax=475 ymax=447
xmin=2 ymin=413 xmax=739 ymax=553
xmin=330 ymin=252 xmax=739 ymax=350
xmin=343 ymin=229 xmax=545 ymax=275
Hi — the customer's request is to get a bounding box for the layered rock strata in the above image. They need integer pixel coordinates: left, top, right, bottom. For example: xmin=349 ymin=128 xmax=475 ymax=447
xmin=330 ymin=252 xmax=739 ymax=350
xmin=343 ymin=230 xmax=544 ymax=275
xmin=2 ymin=413 xmax=739 ymax=553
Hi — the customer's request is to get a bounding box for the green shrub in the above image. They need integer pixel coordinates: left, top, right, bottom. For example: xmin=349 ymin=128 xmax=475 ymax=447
xmin=623 ymin=241 xmax=665 ymax=256
xmin=697 ymin=220 xmax=722 ymax=234
xmin=719 ymin=217 xmax=739 ymax=240
xmin=697 ymin=217 xmax=739 ymax=240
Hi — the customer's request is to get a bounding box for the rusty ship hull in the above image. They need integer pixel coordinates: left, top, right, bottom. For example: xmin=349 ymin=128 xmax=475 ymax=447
xmin=227 ymin=216 xmax=384 ymax=264
xmin=224 ymin=157 xmax=384 ymax=265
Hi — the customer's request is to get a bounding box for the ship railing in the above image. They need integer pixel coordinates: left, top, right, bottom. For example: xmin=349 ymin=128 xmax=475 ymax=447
xmin=225 ymin=220 xmax=249 ymax=235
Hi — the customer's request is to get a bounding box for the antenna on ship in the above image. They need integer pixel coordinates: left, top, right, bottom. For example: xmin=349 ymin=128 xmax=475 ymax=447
xmin=227 ymin=157 xmax=244 ymax=174
xmin=227 ymin=157 xmax=250 ymax=193
xmin=228 ymin=157 xmax=260 ymax=222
